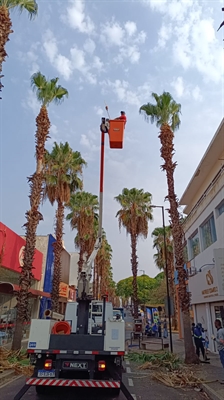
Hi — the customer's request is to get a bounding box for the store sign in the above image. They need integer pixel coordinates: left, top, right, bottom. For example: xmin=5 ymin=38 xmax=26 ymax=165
xmin=59 ymin=282 xmax=68 ymax=298
xmin=0 ymin=222 xmax=43 ymax=281
xmin=188 ymin=266 xmax=220 ymax=304
xmin=214 ymin=249 xmax=224 ymax=296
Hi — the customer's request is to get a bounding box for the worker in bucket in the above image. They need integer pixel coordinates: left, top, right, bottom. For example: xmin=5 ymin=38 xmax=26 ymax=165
xmin=115 ymin=111 xmax=127 ymax=127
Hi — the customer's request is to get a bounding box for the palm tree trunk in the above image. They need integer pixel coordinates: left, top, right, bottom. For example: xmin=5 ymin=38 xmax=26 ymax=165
xmin=12 ymin=106 xmax=50 ymax=350
xmin=51 ymin=200 xmax=64 ymax=312
xmin=130 ymin=233 xmax=138 ymax=319
xmin=159 ymin=123 xmax=198 ymax=364
xmin=78 ymin=238 xmax=85 ymax=273
xmin=0 ymin=6 xmax=13 ymax=98
xmin=93 ymin=261 xmax=96 ymax=299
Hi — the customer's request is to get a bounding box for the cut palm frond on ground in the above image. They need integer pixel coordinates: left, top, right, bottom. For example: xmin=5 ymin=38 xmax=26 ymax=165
xmin=0 ymin=347 xmax=33 ymax=376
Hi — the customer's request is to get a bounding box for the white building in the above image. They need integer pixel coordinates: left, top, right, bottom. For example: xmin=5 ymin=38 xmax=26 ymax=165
xmin=179 ymin=119 xmax=224 ymax=352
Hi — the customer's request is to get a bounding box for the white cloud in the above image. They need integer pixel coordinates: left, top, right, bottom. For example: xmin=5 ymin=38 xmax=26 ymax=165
xmin=70 ymin=46 xmax=86 ymax=70
xmin=65 ymin=0 xmax=94 ymax=34
xmin=171 ymin=76 xmax=185 ymax=98
xmin=100 ymin=19 xmax=146 ymax=65
xmin=43 ymin=30 xmax=72 ymax=80
xmin=146 ymin=0 xmax=223 ymax=83
xmin=94 ymin=106 xmax=104 ymax=116
xmin=125 ymin=21 xmax=137 ymax=36
xmin=171 ymin=77 xmax=203 ymax=101
xmin=92 ymin=56 xmax=104 ymax=72
xmin=22 ymin=89 xmax=40 ymax=115
xmin=83 ymin=38 xmax=96 ymax=54
xmin=100 ymin=79 xmax=151 ymax=107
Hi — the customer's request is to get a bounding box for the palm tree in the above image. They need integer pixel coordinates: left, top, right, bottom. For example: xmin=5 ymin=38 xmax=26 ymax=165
xmin=0 ymin=0 xmax=38 ymax=97
xmin=12 ymin=73 xmax=68 ymax=350
xmin=140 ymin=91 xmax=198 ymax=364
xmin=66 ymin=191 xmax=99 ymax=273
xmin=152 ymin=226 xmax=178 ymax=329
xmin=115 ymin=188 xmax=153 ymax=318
xmin=95 ymin=232 xmax=112 ymax=299
xmin=43 ymin=142 xmax=86 ymax=312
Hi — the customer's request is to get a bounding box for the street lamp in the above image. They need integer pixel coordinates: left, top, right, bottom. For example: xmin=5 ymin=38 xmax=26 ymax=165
xmin=151 ymin=205 xmax=173 ymax=353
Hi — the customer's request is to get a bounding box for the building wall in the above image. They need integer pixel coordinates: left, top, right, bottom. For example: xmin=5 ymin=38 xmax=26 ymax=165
xmin=184 ymin=177 xmax=224 ymax=269
xmin=69 ymin=252 xmax=79 ymax=287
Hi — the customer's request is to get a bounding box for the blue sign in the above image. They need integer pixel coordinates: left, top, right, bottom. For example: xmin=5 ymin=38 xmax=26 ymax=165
xmin=28 ymin=342 xmax=36 ymax=348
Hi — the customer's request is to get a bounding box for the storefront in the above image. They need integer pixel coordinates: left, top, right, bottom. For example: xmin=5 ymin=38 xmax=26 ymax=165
xmin=188 ymin=249 xmax=224 ymax=353
xmin=0 ymin=222 xmax=43 ymax=344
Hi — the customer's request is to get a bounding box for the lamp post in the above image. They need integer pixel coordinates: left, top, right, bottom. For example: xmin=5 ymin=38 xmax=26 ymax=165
xmin=151 ymin=205 xmax=173 ymax=353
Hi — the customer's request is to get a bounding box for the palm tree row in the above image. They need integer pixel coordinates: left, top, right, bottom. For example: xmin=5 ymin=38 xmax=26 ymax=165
xmin=152 ymin=225 xmax=178 ymax=330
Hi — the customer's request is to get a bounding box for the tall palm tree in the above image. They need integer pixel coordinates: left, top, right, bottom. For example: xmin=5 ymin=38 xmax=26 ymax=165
xmin=66 ymin=191 xmax=99 ymax=273
xmin=95 ymin=232 xmax=112 ymax=299
xmin=152 ymin=226 xmax=178 ymax=329
xmin=115 ymin=188 xmax=153 ymax=318
xmin=140 ymin=91 xmax=198 ymax=364
xmin=43 ymin=142 xmax=86 ymax=312
xmin=12 ymin=73 xmax=68 ymax=350
xmin=0 ymin=0 xmax=38 ymax=97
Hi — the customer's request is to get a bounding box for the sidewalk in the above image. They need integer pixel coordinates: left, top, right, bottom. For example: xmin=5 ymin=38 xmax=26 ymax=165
xmin=127 ymin=327 xmax=224 ymax=400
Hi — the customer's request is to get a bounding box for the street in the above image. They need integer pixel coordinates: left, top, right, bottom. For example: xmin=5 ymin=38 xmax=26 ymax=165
xmin=0 ymin=312 xmax=209 ymax=400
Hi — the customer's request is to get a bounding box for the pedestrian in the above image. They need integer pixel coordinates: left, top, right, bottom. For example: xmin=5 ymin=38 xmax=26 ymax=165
xmin=194 ymin=323 xmax=208 ymax=361
xmin=212 ymin=319 xmax=224 ymax=369
xmin=163 ymin=319 xmax=168 ymax=338
xmin=205 ymin=335 xmax=209 ymax=354
xmin=192 ymin=322 xmax=195 ymax=337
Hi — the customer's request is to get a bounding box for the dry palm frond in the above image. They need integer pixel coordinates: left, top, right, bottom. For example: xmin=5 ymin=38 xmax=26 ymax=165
xmin=153 ymin=369 xmax=203 ymax=388
xmin=0 ymin=347 xmax=34 ymax=376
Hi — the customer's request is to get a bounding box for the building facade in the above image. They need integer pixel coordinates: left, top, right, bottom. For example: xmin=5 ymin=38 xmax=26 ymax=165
xmin=0 ymin=222 xmax=44 ymax=344
xmin=179 ymin=119 xmax=224 ymax=351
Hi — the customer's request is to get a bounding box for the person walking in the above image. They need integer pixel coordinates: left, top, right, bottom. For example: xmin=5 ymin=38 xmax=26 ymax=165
xmin=212 ymin=319 xmax=224 ymax=369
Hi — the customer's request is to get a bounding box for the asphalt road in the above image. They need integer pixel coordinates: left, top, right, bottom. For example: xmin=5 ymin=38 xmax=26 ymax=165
xmin=0 ymin=311 xmax=209 ymax=400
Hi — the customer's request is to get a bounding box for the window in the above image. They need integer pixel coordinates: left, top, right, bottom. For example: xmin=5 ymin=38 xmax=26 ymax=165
xmin=200 ymin=214 xmax=217 ymax=250
xmin=217 ymin=201 xmax=224 ymax=217
xmin=189 ymin=231 xmax=200 ymax=259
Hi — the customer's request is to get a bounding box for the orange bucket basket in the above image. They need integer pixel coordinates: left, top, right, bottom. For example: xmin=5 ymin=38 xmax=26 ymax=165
xmin=108 ymin=120 xmax=125 ymax=149
xmin=51 ymin=321 xmax=71 ymax=335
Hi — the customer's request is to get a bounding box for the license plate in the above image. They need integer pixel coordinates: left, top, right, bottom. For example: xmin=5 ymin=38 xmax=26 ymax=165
xmin=37 ymin=370 xmax=55 ymax=377
xmin=63 ymin=362 xmax=88 ymax=369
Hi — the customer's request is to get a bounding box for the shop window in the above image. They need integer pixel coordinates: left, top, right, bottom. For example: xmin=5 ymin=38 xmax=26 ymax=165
xmin=189 ymin=231 xmax=200 ymax=259
xmin=216 ymin=200 xmax=224 ymax=217
xmin=200 ymin=214 xmax=217 ymax=250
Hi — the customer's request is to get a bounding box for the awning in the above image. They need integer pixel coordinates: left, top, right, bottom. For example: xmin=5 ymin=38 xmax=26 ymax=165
xmin=0 ymin=282 xmax=51 ymax=298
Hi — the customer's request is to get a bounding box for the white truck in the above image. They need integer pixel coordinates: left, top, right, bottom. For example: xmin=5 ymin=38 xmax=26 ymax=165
xmin=14 ymin=118 xmax=134 ymax=400
xmin=24 ymin=299 xmax=125 ymax=397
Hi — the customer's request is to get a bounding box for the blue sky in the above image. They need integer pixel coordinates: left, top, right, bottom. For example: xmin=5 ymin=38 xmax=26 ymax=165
xmin=0 ymin=0 xmax=223 ymax=282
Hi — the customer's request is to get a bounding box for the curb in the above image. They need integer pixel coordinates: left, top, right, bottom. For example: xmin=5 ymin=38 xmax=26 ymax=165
xmin=202 ymin=383 xmax=224 ymax=400
xmin=0 ymin=374 xmax=22 ymax=389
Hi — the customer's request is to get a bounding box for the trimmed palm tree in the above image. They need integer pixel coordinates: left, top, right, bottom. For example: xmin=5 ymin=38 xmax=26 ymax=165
xmin=12 ymin=73 xmax=68 ymax=350
xmin=0 ymin=0 xmax=38 ymax=97
xmin=152 ymin=226 xmax=178 ymax=329
xmin=43 ymin=142 xmax=86 ymax=312
xmin=140 ymin=91 xmax=198 ymax=364
xmin=66 ymin=191 xmax=99 ymax=273
xmin=95 ymin=231 xmax=112 ymax=299
xmin=115 ymin=188 xmax=153 ymax=318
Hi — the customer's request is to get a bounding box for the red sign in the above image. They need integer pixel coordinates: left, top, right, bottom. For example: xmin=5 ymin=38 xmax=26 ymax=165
xmin=0 ymin=222 xmax=43 ymax=281
xmin=59 ymin=282 xmax=69 ymax=298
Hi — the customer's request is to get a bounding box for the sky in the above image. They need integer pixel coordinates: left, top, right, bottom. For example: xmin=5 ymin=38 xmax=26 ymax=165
xmin=0 ymin=0 xmax=224 ymax=283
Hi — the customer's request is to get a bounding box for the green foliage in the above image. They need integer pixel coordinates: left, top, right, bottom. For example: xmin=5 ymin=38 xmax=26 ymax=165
xmin=116 ymin=275 xmax=157 ymax=304
xmin=31 ymin=72 xmax=68 ymax=107
xmin=139 ymin=91 xmax=181 ymax=132
xmin=128 ymin=352 xmax=181 ymax=371
xmin=0 ymin=0 xmax=38 ymax=19
xmin=115 ymin=188 xmax=153 ymax=238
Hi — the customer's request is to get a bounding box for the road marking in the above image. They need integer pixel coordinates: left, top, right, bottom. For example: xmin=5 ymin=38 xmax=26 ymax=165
xmin=126 ymin=367 xmax=131 ymax=373
xmin=128 ymin=378 xmax=134 ymax=387
xmin=125 ymin=360 xmax=130 ymax=365
xmin=131 ymin=395 xmax=137 ymax=400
